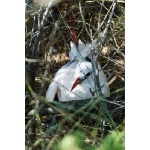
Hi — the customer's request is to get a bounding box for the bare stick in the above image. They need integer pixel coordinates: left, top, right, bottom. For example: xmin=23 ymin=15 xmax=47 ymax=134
xmin=100 ymin=1 xmax=117 ymax=44
xmin=79 ymin=0 xmax=91 ymax=38
xmin=32 ymin=0 xmax=64 ymax=55
xmin=25 ymin=58 xmax=42 ymax=63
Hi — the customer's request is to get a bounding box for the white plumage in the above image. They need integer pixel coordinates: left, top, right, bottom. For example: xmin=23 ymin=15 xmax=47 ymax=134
xmin=46 ymin=39 xmax=110 ymax=102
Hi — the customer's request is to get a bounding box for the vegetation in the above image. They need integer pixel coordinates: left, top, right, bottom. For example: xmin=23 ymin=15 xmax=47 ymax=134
xmin=25 ymin=0 xmax=125 ymax=149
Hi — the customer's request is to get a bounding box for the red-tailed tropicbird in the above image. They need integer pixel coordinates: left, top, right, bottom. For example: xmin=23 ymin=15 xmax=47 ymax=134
xmin=46 ymin=39 xmax=110 ymax=102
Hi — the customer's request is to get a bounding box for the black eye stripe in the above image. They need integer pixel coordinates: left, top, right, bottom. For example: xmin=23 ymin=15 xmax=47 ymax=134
xmin=84 ymin=72 xmax=92 ymax=79
xmin=85 ymin=57 xmax=91 ymax=62
xmin=86 ymin=72 xmax=91 ymax=77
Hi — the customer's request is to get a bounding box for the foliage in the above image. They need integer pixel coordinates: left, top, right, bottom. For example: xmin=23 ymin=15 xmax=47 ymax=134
xmin=99 ymin=130 xmax=125 ymax=150
xmin=53 ymin=130 xmax=125 ymax=150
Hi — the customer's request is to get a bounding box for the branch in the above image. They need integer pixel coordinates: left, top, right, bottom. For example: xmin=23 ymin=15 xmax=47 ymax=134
xmin=100 ymin=1 xmax=117 ymax=44
xmin=25 ymin=58 xmax=42 ymax=63
xmin=32 ymin=0 xmax=64 ymax=55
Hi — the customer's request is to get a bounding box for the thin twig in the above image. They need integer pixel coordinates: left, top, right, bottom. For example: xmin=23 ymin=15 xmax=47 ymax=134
xmin=32 ymin=0 xmax=64 ymax=55
xmin=100 ymin=1 xmax=117 ymax=44
xmin=79 ymin=0 xmax=91 ymax=38
xmin=25 ymin=58 xmax=42 ymax=63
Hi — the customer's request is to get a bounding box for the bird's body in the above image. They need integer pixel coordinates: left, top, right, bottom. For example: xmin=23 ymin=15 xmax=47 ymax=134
xmin=46 ymin=40 xmax=110 ymax=102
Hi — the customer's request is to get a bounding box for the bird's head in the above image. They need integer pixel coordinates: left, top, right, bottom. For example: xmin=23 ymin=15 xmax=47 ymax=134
xmin=71 ymin=60 xmax=93 ymax=91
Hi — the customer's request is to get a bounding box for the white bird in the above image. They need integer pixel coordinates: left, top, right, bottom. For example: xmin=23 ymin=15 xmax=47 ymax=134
xmin=46 ymin=39 xmax=110 ymax=102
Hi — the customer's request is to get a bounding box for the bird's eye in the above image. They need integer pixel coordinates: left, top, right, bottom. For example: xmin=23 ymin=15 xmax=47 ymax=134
xmin=85 ymin=57 xmax=91 ymax=62
xmin=86 ymin=72 xmax=91 ymax=76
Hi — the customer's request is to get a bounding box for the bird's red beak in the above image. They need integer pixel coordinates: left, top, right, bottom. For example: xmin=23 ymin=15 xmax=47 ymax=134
xmin=71 ymin=78 xmax=83 ymax=91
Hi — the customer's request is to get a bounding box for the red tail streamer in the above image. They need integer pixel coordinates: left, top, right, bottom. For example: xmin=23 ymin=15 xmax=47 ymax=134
xmin=69 ymin=13 xmax=78 ymax=47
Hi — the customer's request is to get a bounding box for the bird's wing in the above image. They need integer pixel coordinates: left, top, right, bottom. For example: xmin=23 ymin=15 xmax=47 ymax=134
xmin=78 ymin=39 xmax=96 ymax=58
xmin=46 ymin=60 xmax=77 ymax=102
xmin=69 ymin=41 xmax=79 ymax=60
xmin=78 ymin=39 xmax=86 ymax=52
xmin=46 ymin=80 xmax=59 ymax=102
